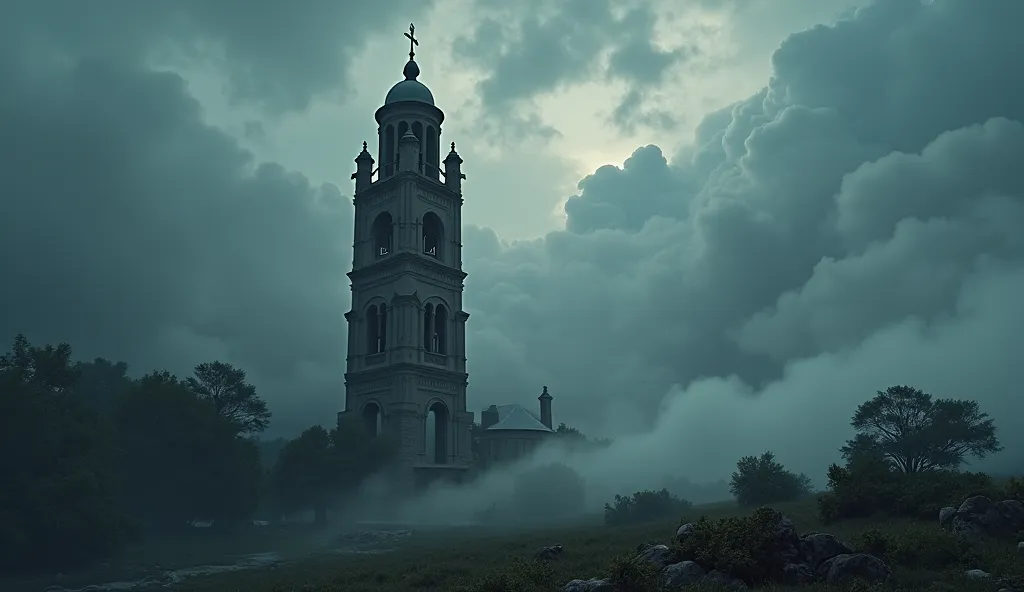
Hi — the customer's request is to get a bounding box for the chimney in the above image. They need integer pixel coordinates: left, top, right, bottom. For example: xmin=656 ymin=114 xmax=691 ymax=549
xmin=538 ymin=386 xmax=553 ymax=430
xmin=481 ymin=405 xmax=499 ymax=430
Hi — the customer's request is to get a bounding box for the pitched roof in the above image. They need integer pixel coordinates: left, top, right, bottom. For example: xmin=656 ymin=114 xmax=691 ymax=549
xmin=485 ymin=404 xmax=553 ymax=432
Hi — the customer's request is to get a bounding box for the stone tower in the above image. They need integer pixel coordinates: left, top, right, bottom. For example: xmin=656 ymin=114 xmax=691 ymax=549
xmin=341 ymin=24 xmax=473 ymax=489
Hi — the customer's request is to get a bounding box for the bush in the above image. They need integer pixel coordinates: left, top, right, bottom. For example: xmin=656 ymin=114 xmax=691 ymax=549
xmin=604 ymin=488 xmax=692 ymax=526
xmin=1004 ymin=476 xmax=1024 ymax=501
xmin=674 ymin=506 xmax=790 ymax=585
xmin=511 ymin=462 xmax=585 ymax=522
xmin=468 ymin=558 xmax=553 ymax=592
xmin=820 ymin=458 xmax=1006 ymax=523
xmin=606 ymin=553 xmax=660 ymax=591
xmin=730 ymin=451 xmax=813 ymax=507
xmin=853 ymin=526 xmax=977 ymax=570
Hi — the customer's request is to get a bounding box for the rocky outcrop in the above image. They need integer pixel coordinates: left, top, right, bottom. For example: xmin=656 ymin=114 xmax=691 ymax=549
xmin=562 ymin=511 xmax=889 ymax=590
xmin=816 ymin=553 xmax=892 ymax=585
xmin=941 ymin=496 xmax=1024 ymax=540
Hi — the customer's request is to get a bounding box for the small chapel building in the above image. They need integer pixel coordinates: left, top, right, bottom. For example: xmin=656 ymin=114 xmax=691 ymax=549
xmin=476 ymin=386 xmax=556 ymax=470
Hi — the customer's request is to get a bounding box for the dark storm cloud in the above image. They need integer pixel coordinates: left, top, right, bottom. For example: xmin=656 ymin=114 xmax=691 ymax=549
xmin=453 ymin=0 xmax=693 ymax=132
xmin=455 ymin=0 xmax=1024 ymax=487
xmin=0 ymin=36 xmax=354 ymax=436
xmin=0 ymin=0 xmax=433 ymax=112
xmin=3 ymin=0 xmax=1024 ymax=494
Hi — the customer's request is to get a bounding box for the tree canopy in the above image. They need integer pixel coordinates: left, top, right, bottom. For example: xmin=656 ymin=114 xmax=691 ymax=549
xmin=729 ymin=451 xmax=813 ymax=507
xmin=185 ymin=361 xmax=271 ymax=435
xmin=849 ymin=385 xmax=1001 ymax=473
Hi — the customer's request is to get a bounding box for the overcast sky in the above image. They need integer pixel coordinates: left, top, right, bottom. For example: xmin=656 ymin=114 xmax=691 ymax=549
xmin=2 ymin=0 xmax=1022 ymax=484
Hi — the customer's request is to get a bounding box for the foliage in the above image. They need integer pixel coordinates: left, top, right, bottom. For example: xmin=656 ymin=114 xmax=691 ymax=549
xmin=511 ymin=462 xmax=585 ymax=522
xmin=850 ymin=385 xmax=1001 ymax=473
xmin=606 ymin=553 xmax=660 ymax=591
xmin=0 ymin=335 xmax=136 ymax=572
xmin=854 ymin=526 xmax=977 ymax=569
xmin=674 ymin=506 xmax=791 ymax=585
xmin=819 ymin=455 xmax=1003 ymax=523
xmin=269 ymin=416 xmax=395 ymax=523
xmin=114 ymin=371 xmax=263 ymax=531
xmin=555 ymin=422 xmax=614 ymax=450
xmin=185 ymin=361 xmax=271 ymax=435
xmin=603 ymin=488 xmax=692 ymax=526
xmin=729 ymin=451 xmax=813 ymax=507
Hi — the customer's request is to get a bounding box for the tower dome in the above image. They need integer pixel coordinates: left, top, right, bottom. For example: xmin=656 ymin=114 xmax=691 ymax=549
xmin=384 ymin=59 xmax=435 ymax=105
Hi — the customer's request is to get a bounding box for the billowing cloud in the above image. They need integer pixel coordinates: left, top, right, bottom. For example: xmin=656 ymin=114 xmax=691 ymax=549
xmin=1 ymin=0 xmax=1022 ymax=491
xmin=0 ymin=0 xmax=433 ymax=113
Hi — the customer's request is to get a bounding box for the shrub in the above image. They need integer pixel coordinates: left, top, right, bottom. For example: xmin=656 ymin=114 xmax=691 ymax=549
xmin=606 ymin=554 xmax=660 ymax=591
xmin=604 ymin=488 xmax=692 ymax=526
xmin=1004 ymin=476 xmax=1024 ymax=501
xmin=511 ymin=462 xmax=585 ymax=522
xmin=853 ymin=526 xmax=977 ymax=570
xmin=820 ymin=459 xmax=1005 ymax=522
xmin=730 ymin=451 xmax=814 ymax=507
xmin=674 ymin=506 xmax=790 ymax=585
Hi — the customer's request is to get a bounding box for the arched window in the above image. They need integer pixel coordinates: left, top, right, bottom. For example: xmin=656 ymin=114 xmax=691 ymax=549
xmin=366 ymin=305 xmax=379 ymax=353
xmin=433 ymin=304 xmax=448 ymax=355
xmin=412 ymin=121 xmax=424 ymax=174
xmin=372 ymin=212 xmax=393 ymax=257
xmin=384 ymin=125 xmax=396 ymax=177
xmin=423 ymin=304 xmax=434 ymax=351
xmin=366 ymin=303 xmax=388 ymax=354
xmin=396 ymin=121 xmax=408 ymax=171
xmin=426 ymin=126 xmax=438 ymax=179
xmin=422 ymin=212 xmax=443 ymax=258
xmin=362 ymin=402 xmax=382 ymax=437
xmin=425 ymin=401 xmax=448 ymax=464
xmin=378 ymin=303 xmax=388 ymax=352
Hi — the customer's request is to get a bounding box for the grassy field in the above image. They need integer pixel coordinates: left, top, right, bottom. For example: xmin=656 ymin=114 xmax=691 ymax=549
xmin=9 ymin=498 xmax=1023 ymax=592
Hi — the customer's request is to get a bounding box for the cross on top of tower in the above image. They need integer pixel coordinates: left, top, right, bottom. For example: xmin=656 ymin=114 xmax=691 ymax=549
xmin=404 ymin=23 xmax=419 ymax=61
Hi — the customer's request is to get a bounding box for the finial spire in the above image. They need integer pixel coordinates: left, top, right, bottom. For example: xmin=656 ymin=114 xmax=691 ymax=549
xmin=362 ymin=141 xmax=367 ymax=151
xmin=450 ymin=142 xmax=456 ymax=152
xmin=404 ymin=23 xmax=419 ymax=61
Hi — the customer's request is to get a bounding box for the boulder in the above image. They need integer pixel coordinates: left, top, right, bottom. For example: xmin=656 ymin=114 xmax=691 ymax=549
xmin=817 ymin=553 xmax=892 ymax=585
xmin=635 ymin=543 xmax=675 ymax=570
xmin=701 ymin=570 xmax=748 ymax=590
xmin=772 ymin=515 xmax=802 ymax=564
xmin=939 ymin=506 xmax=956 ymax=529
xmin=964 ymin=569 xmax=991 ymax=579
xmin=535 ymin=545 xmax=565 ymax=561
xmin=996 ymin=499 xmax=1024 ymax=531
xmin=563 ymin=578 xmax=616 ymax=592
xmin=951 ymin=496 xmax=1005 ymax=539
xmin=782 ymin=563 xmax=816 ymax=585
xmin=676 ymin=522 xmax=697 ymax=545
xmin=799 ymin=532 xmax=854 ymax=568
xmin=662 ymin=561 xmax=705 ymax=587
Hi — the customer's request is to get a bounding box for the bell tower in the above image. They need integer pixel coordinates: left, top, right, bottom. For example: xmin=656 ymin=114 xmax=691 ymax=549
xmin=342 ymin=24 xmax=473 ymax=488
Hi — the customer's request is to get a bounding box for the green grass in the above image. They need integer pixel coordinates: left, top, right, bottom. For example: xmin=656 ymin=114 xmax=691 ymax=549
xmin=7 ymin=498 xmax=1023 ymax=592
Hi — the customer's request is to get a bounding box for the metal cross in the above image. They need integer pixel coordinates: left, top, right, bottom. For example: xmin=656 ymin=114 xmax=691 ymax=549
xmin=405 ymin=23 xmax=419 ymax=60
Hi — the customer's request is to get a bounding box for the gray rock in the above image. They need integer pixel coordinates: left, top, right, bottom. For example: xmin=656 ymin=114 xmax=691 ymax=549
xmin=772 ymin=515 xmax=802 ymax=564
xmin=818 ymin=553 xmax=892 ymax=585
xmin=952 ymin=496 xmax=1005 ymax=539
xmin=964 ymin=569 xmax=990 ymax=579
xmin=799 ymin=532 xmax=854 ymax=568
xmin=563 ymin=578 xmax=616 ymax=592
xmin=635 ymin=543 xmax=675 ymax=569
xmin=535 ymin=545 xmax=564 ymax=561
xmin=939 ymin=506 xmax=956 ymax=529
xmin=701 ymin=570 xmax=748 ymax=590
xmin=996 ymin=499 xmax=1024 ymax=531
xmin=1018 ymin=541 xmax=1024 ymax=552
xmin=662 ymin=560 xmax=705 ymax=587
xmin=783 ymin=563 xmax=816 ymax=585
xmin=676 ymin=522 xmax=697 ymax=544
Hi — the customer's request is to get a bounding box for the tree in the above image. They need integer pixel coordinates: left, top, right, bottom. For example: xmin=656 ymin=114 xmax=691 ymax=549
xmin=0 ymin=335 xmax=133 ymax=572
xmin=73 ymin=357 xmax=132 ymax=412
xmin=114 ymin=371 xmax=262 ymax=531
xmin=730 ymin=451 xmax=813 ymax=507
xmin=269 ymin=417 xmax=394 ymax=525
xmin=555 ymin=422 xmax=614 ymax=451
xmin=849 ymin=385 xmax=1001 ymax=473
xmin=185 ymin=361 xmax=271 ymax=435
